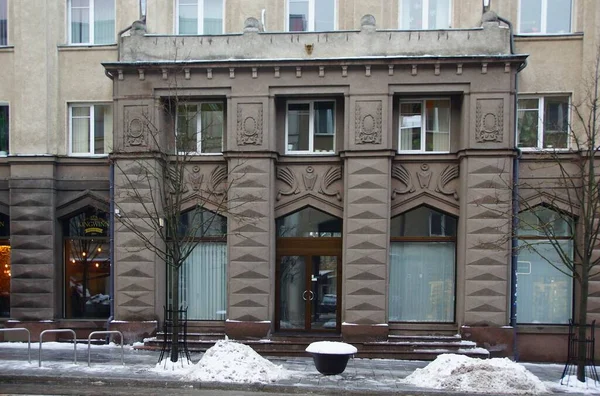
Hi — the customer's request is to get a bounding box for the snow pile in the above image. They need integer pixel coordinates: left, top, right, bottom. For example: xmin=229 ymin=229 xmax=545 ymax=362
xmin=554 ymin=376 xmax=600 ymax=394
xmin=403 ymin=354 xmax=549 ymax=395
xmin=151 ymin=357 xmax=194 ymax=373
xmin=186 ymin=340 xmax=290 ymax=383
xmin=306 ymin=341 xmax=357 ymax=355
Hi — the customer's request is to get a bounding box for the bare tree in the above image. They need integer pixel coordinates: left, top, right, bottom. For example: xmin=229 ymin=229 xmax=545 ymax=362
xmin=514 ymin=48 xmax=600 ymax=381
xmin=111 ymin=76 xmax=246 ymax=363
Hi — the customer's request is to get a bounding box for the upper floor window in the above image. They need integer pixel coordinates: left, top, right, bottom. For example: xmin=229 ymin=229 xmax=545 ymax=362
xmin=68 ymin=0 xmax=115 ymax=45
xmin=0 ymin=0 xmax=7 ymax=46
xmin=0 ymin=105 xmax=8 ymax=155
xmin=287 ymin=0 xmax=335 ymax=32
xmin=399 ymin=0 xmax=451 ymax=30
xmin=518 ymin=96 xmax=569 ymax=149
xmin=176 ymin=102 xmax=224 ymax=154
xmin=519 ymin=0 xmax=572 ymax=34
xmin=399 ymin=99 xmax=450 ymax=153
xmin=69 ymin=104 xmax=112 ymax=155
xmin=286 ymin=100 xmax=335 ymax=154
xmin=177 ymin=0 xmax=223 ymax=35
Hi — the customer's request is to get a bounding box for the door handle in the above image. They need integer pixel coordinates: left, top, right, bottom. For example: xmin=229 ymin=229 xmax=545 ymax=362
xmin=309 ymin=291 xmax=314 ymax=301
xmin=302 ymin=290 xmax=308 ymax=301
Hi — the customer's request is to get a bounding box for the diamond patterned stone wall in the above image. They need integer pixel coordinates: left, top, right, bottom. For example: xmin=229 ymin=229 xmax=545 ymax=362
xmin=343 ymin=156 xmax=390 ymax=324
xmin=113 ymin=159 xmax=158 ymax=320
xmin=227 ymin=157 xmax=272 ymax=322
xmin=10 ymin=180 xmax=56 ymax=320
xmin=463 ymin=156 xmax=512 ymax=326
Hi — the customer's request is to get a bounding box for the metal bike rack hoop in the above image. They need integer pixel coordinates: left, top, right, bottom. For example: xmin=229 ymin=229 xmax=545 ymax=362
xmin=87 ymin=330 xmax=124 ymax=367
xmin=39 ymin=329 xmax=77 ymax=367
xmin=0 ymin=328 xmax=31 ymax=363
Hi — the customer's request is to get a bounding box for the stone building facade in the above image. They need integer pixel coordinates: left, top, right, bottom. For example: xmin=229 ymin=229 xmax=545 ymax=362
xmin=0 ymin=0 xmax=598 ymax=362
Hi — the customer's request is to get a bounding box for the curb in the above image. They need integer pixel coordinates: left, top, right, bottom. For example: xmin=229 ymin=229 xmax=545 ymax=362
xmin=0 ymin=374 xmax=472 ymax=396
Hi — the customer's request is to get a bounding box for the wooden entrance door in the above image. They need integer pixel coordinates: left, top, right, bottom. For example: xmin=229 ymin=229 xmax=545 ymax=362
xmin=276 ymin=238 xmax=342 ymax=333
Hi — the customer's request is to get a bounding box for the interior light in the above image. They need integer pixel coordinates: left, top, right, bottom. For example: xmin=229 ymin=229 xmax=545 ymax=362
xmin=95 ymin=263 xmax=100 ymax=268
xmin=82 ymin=252 xmax=86 ymax=257
xmin=97 ymin=247 xmax=102 ymax=252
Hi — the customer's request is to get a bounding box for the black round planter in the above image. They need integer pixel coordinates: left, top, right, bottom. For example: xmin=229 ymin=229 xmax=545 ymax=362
xmin=311 ymin=352 xmax=352 ymax=375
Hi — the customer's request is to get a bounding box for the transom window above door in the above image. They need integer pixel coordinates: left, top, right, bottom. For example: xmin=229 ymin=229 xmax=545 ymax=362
xmin=176 ymin=102 xmax=224 ymax=154
xmin=399 ymin=99 xmax=450 ymax=153
xmin=399 ymin=0 xmax=451 ymax=30
xmin=177 ymin=0 xmax=224 ymax=35
xmin=69 ymin=104 xmax=113 ymax=156
xmin=287 ymin=0 xmax=335 ymax=32
xmin=286 ymin=100 xmax=335 ymax=154
xmin=519 ymin=0 xmax=572 ymax=34
xmin=68 ymin=0 xmax=115 ymax=45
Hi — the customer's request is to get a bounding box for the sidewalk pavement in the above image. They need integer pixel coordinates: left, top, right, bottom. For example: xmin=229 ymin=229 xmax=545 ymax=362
xmin=0 ymin=343 xmax=587 ymax=395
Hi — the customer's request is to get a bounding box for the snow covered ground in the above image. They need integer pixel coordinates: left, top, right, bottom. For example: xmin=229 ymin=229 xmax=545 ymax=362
xmin=0 ymin=340 xmax=599 ymax=394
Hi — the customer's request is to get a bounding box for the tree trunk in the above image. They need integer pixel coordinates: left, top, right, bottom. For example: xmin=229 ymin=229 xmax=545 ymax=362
xmin=170 ymin=264 xmax=180 ymax=362
xmin=576 ymin=275 xmax=589 ymax=382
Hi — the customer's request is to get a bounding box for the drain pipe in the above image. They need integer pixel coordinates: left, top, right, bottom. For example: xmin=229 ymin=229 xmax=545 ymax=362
xmin=106 ymin=161 xmax=115 ymax=337
xmin=497 ymin=14 xmax=527 ymax=362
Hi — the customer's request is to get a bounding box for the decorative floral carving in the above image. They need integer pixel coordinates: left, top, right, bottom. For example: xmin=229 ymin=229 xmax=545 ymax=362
xmin=208 ymin=166 xmax=227 ymax=196
xmin=436 ymin=165 xmax=460 ymax=200
xmin=276 ymin=167 xmax=299 ymax=201
xmin=475 ymin=99 xmax=504 ymax=143
xmin=319 ymin=167 xmax=342 ymax=201
xmin=237 ymin=104 xmax=263 ymax=145
xmin=187 ymin=167 xmax=204 ymax=192
xmin=417 ymin=164 xmax=432 ymax=189
xmin=355 ymin=101 xmax=382 ymax=144
xmin=391 ymin=164 xmax=415 ymax=199
xmin=302 ymin=166 xmax=318 ymax=191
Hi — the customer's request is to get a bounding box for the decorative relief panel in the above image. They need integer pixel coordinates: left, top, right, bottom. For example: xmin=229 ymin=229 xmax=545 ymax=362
xmin=184 ymin=164 xmax=228 ymax=197
xmin=355 ymin=101 xmax=382 ymax=145
xmin=475 ymin=99 xmax=504 ymax=143
xmin=275 ymin=165 xmax=343 ymax=204
xmin=236 ymin=103 xmax=263 ymax=146
xmin=391 ymin=163 xmax=459 ymax=201
xmin=123 ymin=105 xmax=149 ymax=148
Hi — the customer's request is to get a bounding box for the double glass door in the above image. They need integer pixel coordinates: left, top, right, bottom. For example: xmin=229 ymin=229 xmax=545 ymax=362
xmin=276 ymin=239 xmax=341 ymax=332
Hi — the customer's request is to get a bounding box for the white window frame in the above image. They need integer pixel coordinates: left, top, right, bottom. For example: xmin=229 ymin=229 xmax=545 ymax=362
xmin=517 ymin=0 xmax=573 ymax=35
xmin=398 ymin=98 xmax=451 ymax=154
xmin=175 ymin=0 xmax=225 ymax=35
xmin=285 ymin=100 xmax=336 ymax=155
xmin=399 ymin=0 xmax=452 ymax=30
xmin=0 ymin=0 xmax=8 ymax=47
xmin=517 ymin=95 xmax=571 ymax=151
xmin=68 ymin=103 xmax=110 ymax=156
xmin=285 ymin=0 xmax=337 ymax=32
xmin=176 ymin=101 xmax=224 ymax=155
xmin=67 ymin=0 xmax=116 ymax=45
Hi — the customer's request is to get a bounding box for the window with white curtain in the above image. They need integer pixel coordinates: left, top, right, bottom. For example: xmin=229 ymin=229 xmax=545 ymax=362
xmin=69 ymin=104 xmax=113 ymax=155
xmin=519 ymin=0 xmax=572 ymax=34
xmin=68 ymin=0 xmax=115 ymax=45
xmin=389 ymin=206 xmax=456 ymax=322
xmin=177 ymin=0 xmax=224 ymax=35
xmin=176 ymin=209 xmax=227 ymax=320
xmin=0 ymin=0 xmax=7 ymax=46
xmin=517 ymin=206 xmax=573 ymax=324
xmin=399 ymin=99 xmax=450 ymax=153
xmin=287 ymin=0 xmax=335 ymax=32
xmin=177 ymin=102 xmax=224 ymax=154
xmin=399 ymin=0 xmax=451 ymax=30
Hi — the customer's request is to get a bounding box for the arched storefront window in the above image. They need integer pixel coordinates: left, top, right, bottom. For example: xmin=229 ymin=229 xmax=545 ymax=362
xmin=517 ymin=206 xmax=573 ymax=324
xmin=389 ymin=206 xmax=457 ymax=322
xmin=63 ymin=208 xmax=110 ymax=319
xmin=174 ymin=208 xmax=227 ymax=320
xmin=0 ymin=213 xmax=10 ymax=317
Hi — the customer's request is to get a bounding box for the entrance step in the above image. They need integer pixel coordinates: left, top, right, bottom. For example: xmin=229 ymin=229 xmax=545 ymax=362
xmin=141 ymin=332 xmax=488 ymax=360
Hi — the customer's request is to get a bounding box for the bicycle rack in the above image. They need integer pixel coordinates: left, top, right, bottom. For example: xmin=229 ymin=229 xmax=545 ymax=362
xmin=39 ymin=329 xmax=76 ymax=367
xmin=0 ymin=328 xmax=31 ymax=363
xmin=87 ymin=330 xmax=124 ymax=367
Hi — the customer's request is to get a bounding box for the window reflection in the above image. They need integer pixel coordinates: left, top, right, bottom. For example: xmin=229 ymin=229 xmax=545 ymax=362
xmin=277 ymin=207 xmax=341 ymax=237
